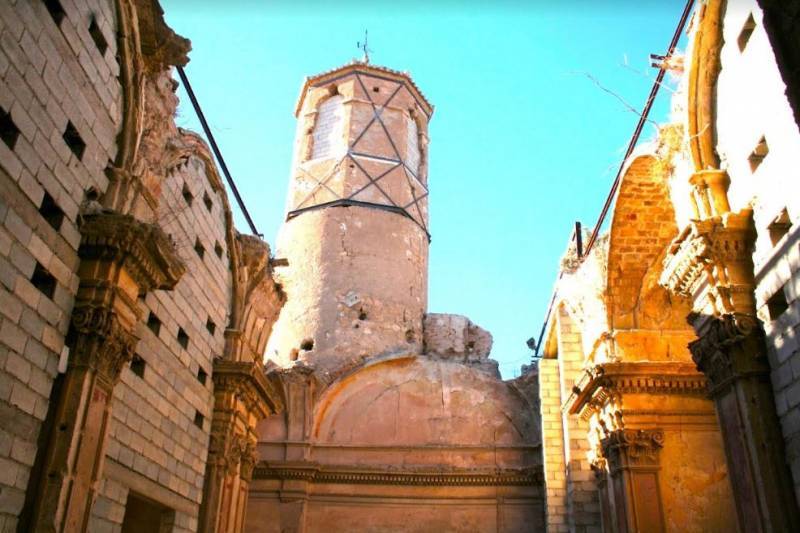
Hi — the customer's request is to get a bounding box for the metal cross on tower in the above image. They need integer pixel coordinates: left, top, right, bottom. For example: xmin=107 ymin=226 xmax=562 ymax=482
xmin=357 ymin=30 xmax=372 ymax=63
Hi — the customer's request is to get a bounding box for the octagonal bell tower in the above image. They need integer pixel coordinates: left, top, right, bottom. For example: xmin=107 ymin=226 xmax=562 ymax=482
xmin=266 ymin=61 xmax=434 ymax=377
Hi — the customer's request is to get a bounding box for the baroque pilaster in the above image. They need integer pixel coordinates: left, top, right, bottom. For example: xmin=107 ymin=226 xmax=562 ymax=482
xmin=600 ymin=429 xmax=666 ymax=533
xmin=198 ymin=360 xmax=283 ymax=533
xmin=27 ymin=213 xmax=183 ymax=533
xmin=661 ymin=211 xmax=800 ymax=530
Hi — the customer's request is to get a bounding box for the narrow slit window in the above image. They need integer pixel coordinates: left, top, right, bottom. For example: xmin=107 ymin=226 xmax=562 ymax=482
xmin=194 ymin=239 xmax=205 ymax=259
xmin=177 ymin=327 xmax=189 ymax=349
xmin=63 ymin=121 xmax=86 ymax=160
xmin=130 ymin=354 xmax=146 ymax=378
xmin=768 ymin=208 xmax=792 ymax=246
xmin=88 ymin=16 xmax=108 ymax=55
xmin=738 ymin=13 xmax=756 ymax=52
xmin=214 ymin=241 xmax=224 ymax=258
xmin=43 ymin=0 xmax=66 ymax=26
xmin=31 ymin=262 xmax=56 ymax=299
xmin=0 ymin=106 xmax=20 ymax=149
xmin=748 ymin=136 xmax=768 ymax=172
xmin=197 ymin=367 xmax=207 ymax=385
xmin=39 ymin=192 xmax=65 ymax=231
xmin=203 ymin=191 xmax=213 ymax=212
xmin=146 ymin=312 xmax=161 ymax=336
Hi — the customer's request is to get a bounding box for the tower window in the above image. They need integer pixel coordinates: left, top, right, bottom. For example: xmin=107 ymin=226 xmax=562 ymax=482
xmin=39 ymin=192 xmax=65 ymax=231
xmin=311 ymin=95 xmax=344 ymax=160
xmin=738 ymin=14 xmax=756 ymax=52
xmin=768 ymin=208 xmax=792 ymax=246
xmin=43 ymin=0 xmax=66 ymax=26
xmin=63 ymin=121 xmax=86 ymax=160
xmin=88 ymin=16 xmax=108 ymax=55
xmin=31 ymin=263 xmax=56 ymax=299
xmin=748 ymin=136 xmax=768 ymax=172
xmin=406 ymin=114 xmax=421 ymax=176
xmin=177 ymin=327 xmax=189 ymax=349
xmin=0 ymin=106 xmax=20 ymax=150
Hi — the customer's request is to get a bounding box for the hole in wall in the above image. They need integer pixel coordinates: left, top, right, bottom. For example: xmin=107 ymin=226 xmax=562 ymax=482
xmin=358 ymin=309 xmax=367 ymax=320
xmin=193 ymin=411 xmax=204 ymax=429
xmin=146 ymin=312 xmax=161 ymax=336
xmin=130 ymin=354 xmax=146 ymax=378
xmin=177 ymin=328 xmax=190 ymax=349
xmin=405 ymin=329 xmax=415 ymax=343
xmin=203 ymin=191 xmax=213 ymax=212
xmin=31 ymin=263 xmax=56 ymax=300
xmin=0 ymin=106 xmax=20 ymax=149
xmin=63 ymin=121 xmax=86 ymax=160
xmin=768 ymin=208 xmax=792 ymax=247
xmin=766 ymin=286 xmax=789 ymax=321
xmin=197 ymin=367 xmax=207 ymax=385
xmin=88 ymin=16 xmax=108 ymax=55
xmin=748 ymin=136 xmax=768 ymax=172
xmin=214 ymin=241 xmax=224 ymax=258
xmin=39 ymin=192 xmax=65 ymax=231
xmin=738 ymin=13 xmax=756 ymax=52
xmin=194 ymin=239 xmax=205 ymax=259
xmin=44 ymin=0 xmax=66 ymax=26
xmin=300 ymin=338 xmax=314 ymax=351
xmin=182 ymin=183 xmax=193 ymax=205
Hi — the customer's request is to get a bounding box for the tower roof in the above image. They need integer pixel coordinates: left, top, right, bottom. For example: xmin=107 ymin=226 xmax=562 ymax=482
xmin=294 ymin=60 xmax=434 ymax=118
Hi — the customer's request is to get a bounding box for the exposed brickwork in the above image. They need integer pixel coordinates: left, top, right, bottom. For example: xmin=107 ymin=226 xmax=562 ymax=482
xmin=539 ymin=357 xmax=568 ymax=532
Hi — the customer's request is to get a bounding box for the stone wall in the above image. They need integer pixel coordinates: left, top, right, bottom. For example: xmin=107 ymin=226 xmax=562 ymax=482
xmin=0 ymin=0 xmax=120 ymax=528
xmin=0 ymin=1 xmax=283 ymax=531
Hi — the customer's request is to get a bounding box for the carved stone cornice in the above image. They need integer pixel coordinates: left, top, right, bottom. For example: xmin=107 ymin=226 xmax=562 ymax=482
xmin=253 ymin=462 xmax=544 ymax=487
xmin=660 ymin=210 xmax=756 ymax=316
xmin=69 ymin=304 xmax=139 ymax=386
xmin=600 ymin=429 xmax=664 ymax=473
xmin=688 ymin=313 xmax=770 ymax=396
xmin=79 ymin=213 xmax=185 ymax=291
xmin=568 ymin=362 xmax=708 ymax=420
xmin=212 ymin=360 xmax=284 ymax=419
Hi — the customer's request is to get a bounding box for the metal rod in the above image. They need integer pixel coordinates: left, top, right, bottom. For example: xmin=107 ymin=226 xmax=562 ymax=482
xmin=582 ymin=0 xmax=694 ymax=256
xmin=575 ymin=221 xmax=583 ymax=259
xmin=176 ymin=66 xmax=261 ymax=236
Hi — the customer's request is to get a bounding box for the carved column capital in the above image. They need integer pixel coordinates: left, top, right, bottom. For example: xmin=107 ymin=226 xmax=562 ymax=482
xmin=688 ymin=313 xmax=769 ymax=396
xmin=69 ymin=305 xmax=139 ymax=386
xmin=600 ymin=429 xmax=664 ymax=473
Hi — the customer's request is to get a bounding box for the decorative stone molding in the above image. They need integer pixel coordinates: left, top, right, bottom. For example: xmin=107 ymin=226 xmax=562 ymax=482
xmin=254 ymin=463 xmax=543 ymax=487
xmin=601 ymin=429 xmax=664 ymax=473
xmin=688 ymin=314 xmax=769 ymax=396
xmin=660 ymin=210 xmax=757 ymax=317
xmin=213 ymin=360 xmax=284 ymax=419
xmin=568 ymin=362 xmax=708 ymax=421
xmin=79 ymin=212 xmax=185 ymax=291
xmin=69 ymin=305 xmax=139 ymax=386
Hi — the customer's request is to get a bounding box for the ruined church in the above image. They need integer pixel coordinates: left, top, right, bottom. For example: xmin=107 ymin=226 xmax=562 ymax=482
xmin=0 ymin=0 xmax=799 ymax=532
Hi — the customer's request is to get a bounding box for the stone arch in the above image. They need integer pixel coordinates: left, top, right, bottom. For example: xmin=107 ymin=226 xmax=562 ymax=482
xmin=312 ymin=354 xmax=538 ymax=450
xmin=606 ymin=154 xmax=687 ymax=330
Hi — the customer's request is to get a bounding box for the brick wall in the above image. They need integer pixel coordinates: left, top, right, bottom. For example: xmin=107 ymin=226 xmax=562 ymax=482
xmin=310 ymin=94 xmax=344 ymax=160
xmin=0 ymin=0 xmax=120 ymax=529
xmin=538 ymin=357 xmax=568 ymax=533
xmin=555 ymin=307 xmax=600 ymax=533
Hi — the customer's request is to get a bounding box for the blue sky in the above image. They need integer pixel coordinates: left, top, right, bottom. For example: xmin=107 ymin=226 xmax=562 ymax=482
xmin=163 ymin=1 xmax=685 ymax=378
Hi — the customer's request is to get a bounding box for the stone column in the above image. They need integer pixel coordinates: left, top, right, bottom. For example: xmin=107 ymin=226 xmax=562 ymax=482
xmin=661 ymin=213 xmax=800 ymax=531
xmin=690 ymin=315 xmax=799 ymax=531
xmin=591 ymin=460 xmax=613 ymax=533
xmin=27 ymin=213 xmax=183 ymax=532
xmin=600 ymin=429 xmax=665 ymax=533
xmin=198 ymin=360 xmax=282 ymax=533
